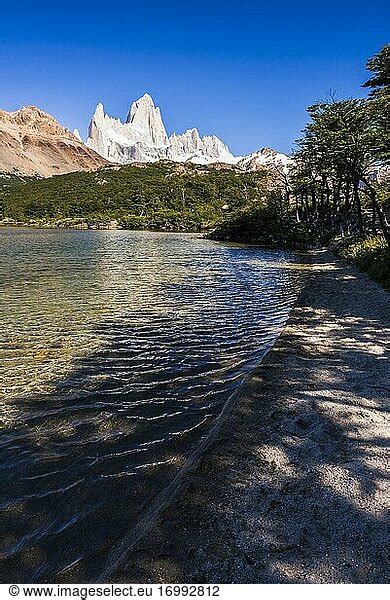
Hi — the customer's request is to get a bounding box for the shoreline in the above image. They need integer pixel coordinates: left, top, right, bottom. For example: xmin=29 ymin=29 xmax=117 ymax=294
xmin=110 ymin=250 xmax=389 ymax=584
xmin=0 ymin=222 xmax=207 ymax=233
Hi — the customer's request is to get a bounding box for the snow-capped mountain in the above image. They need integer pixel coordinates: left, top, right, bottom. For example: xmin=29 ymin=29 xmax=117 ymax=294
xmin=237 ymin=148 xmax=293 ymax=174
xmin=87 ymin=96 xmax=168 ymax=163
xmin=0 ymin=95 xmax=291 ymax=178
xmin=167 ymin=128 xmax=236 ymax=165
xmin=86 ymin=93 xmax=289 ymax=170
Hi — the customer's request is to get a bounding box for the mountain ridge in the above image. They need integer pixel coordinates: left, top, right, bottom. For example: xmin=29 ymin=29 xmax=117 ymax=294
xmin=86 ymin=94 xmax=291 ymax=171
xmin=0 ymin=98 xmax=291 ymax=177
xmin=0 ymin=105 xmax=108 ymax=177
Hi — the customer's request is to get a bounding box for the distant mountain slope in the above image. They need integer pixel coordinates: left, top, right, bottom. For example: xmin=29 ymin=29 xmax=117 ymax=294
xmin=0 ymin=106 xmax=108 ymax=177
xmin=237 ymin=148 xmax=293 ymax=174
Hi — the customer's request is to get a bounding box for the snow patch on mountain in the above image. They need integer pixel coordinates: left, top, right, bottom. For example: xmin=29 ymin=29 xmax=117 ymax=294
xmin=167 ymin=128 xmax=237 ymax=164
xmin=237 ymin=148 xmax=293 ymax=174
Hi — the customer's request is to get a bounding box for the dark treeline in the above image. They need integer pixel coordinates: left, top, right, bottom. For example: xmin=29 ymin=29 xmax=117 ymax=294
xmin=291 ymin=44 xmax=389 ymax=245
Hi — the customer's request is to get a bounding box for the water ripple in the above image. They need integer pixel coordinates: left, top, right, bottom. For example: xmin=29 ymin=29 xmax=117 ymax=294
xmin=0 ymin=228 xmax=304 ymax=581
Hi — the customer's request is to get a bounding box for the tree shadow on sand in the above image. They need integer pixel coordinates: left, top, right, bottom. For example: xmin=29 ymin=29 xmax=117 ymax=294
xmin=1 ymin=253 xmax=388 ymax=583
xmin=111 ymin=253 xmax=389 ymax=584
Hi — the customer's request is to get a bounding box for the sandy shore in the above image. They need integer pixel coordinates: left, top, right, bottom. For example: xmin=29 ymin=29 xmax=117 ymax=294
xmin=110 ymin=250 xmax=389 ymax=584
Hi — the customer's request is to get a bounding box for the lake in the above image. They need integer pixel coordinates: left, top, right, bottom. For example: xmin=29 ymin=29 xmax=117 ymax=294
xmin=0 ymin=228 xmax=303 ymax=581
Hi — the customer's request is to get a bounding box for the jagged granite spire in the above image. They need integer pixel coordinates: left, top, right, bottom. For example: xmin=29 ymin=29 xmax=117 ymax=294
xmin=86 ymin=93 xmax=289 ymax=169
xmin=125 ymin=93 xmax=168 ymax=147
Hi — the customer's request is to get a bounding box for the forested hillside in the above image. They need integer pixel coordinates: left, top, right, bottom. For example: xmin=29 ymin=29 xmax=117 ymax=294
xmin=0 ymin=162 xmax=270 ymax=231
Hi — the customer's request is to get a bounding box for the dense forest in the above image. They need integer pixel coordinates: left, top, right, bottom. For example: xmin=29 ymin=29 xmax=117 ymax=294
xmin=0 ymin=162 xmax=271 ymax=232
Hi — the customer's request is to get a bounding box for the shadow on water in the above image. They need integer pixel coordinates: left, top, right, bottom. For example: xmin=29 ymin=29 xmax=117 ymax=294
xmin=0 ymin=273 xmax=302 ymax=582
xmin=110 ymin=254 xmax=390 ymax=584
xmin=0 ymin=315 xmax=229 ymax=582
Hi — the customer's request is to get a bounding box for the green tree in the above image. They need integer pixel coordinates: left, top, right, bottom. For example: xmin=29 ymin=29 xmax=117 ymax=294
xmin=363 ymin=43 xmax=390 ymax=97
xmin=292 ymin=95 xmax=389 ymax=244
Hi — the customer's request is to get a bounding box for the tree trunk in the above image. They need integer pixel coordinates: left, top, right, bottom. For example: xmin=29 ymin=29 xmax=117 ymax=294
xmin=361 ymin=177 xmax=390 ymax=246
xmin=353 ymin=180 xmax=364 ymax=235
xmin=372 ymin=202 xmax=377 ymax=234
xmin=344 ymin=178 xmax=351 ymax=234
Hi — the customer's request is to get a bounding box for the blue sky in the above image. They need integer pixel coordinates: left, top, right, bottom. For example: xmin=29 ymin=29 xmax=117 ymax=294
xmin=1 ymin=0 xmax=388 ymax=155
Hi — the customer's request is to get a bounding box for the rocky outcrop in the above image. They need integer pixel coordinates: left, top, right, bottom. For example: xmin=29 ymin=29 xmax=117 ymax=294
xmin=237 ymin=147 xmax=293 ymax=174
xmin=167 ymin=129 xmax=236 ymax=164
xmin=0 ymin=106 xmax=108 ymax=176
xmin=87 ymin=94 xmax=237 ymax=166
xmin=86 ymin=94 xmax=291 ymax=172
xmin=126 ymin=93 xmax=169 ymax=147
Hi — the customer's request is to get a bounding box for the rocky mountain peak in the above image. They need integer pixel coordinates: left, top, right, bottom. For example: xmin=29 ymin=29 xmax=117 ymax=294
xmin=86 ymin=93 xmax=290 ymax=170
xmin=86 ymin=94 xmax=238 ymax=165
xmin=93 ymin=102 xmax=105 ymax=120
xmin=0 ymin=105 xmax=73 ymax=138
xmin=124 ymin=94 xmax=168 ymax=148
xmin=0 ymin=105 xmax=107 ymax=176
xmin=127 ymin=92 xmax=154 ymax=115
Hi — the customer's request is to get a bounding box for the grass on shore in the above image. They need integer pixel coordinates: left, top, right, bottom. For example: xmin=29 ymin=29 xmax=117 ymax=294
xmin=334 ymin=235 xmax=390 ymax=290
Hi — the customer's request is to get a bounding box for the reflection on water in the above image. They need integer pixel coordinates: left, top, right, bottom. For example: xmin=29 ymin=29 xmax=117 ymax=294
xmin=0 ymin=228 xmax=303 ymax=581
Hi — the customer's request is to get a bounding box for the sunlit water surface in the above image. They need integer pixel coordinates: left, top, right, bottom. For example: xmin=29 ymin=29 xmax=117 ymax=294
xmin=0 ymin=228 xmax=304 ymax=581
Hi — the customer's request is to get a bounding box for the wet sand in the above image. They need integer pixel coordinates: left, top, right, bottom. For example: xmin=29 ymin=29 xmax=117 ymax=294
xmin=111 ymin=250 xmax=389 ymax=583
